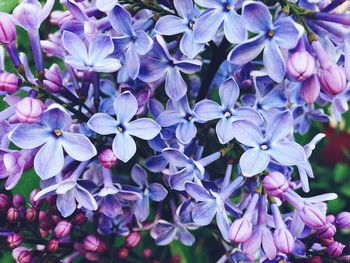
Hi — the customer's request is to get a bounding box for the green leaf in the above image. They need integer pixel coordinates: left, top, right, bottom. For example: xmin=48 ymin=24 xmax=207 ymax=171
xmin=11 ymin=169 xmax=40 ymax=202
xmin=333 ymin=164 xmax=349 ymax=183
xmin=0 ymin=0 xmax=18 ymax=12
xmin=170 ymin=241 xmax=193 ymax=263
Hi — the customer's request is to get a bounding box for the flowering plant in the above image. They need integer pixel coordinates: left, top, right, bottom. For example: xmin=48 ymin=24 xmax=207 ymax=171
xmin=0 ymin=0 xmax=350 ymax=262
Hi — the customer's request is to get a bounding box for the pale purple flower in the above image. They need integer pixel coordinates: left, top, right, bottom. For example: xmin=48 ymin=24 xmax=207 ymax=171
xmin=96 ymin=0 xmax=118 ymax=12
xmin=10 ymin=104 xmax=97 ymax=180
xmin=88 ymin=91 xmax=161 ymax=162
xmin=228 ymin=1 xmax=303 ymax=82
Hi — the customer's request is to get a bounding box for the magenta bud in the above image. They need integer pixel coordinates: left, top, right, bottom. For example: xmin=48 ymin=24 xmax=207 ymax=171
xmin=309 ymin=256 xmax=322 ymax=263
xmin=327 ymin=214 xmax=335 ymax=223
xmin=0 ymin=194 xmax=9 ymax=210
xmin=16 ymin=97 xmax=45 ymax=124
xmin=7 ymin=207 xmax=19 ymax=222
xmin=72 ymin=212 xmax=87 ymax=226
xmin=47 ymin=238 xmax=60 ymax=253
xmin=7 ymin=233 xmax=23 ymax=249
xmin=98 ymin=149 xmax=117 ymax=169
xmin=262 ymin=172 xmax=289 ymax=198
xmin=83 ymin=235 xmax=100 ymax=252
xmin=17 ymin=250 xmax=33 ymax=263
xmin=118 ymin=247 xmax=129 ymax=260
xmin=228 ymin=218 xmax=253 ymax=243
xmin=286 ymin=51 xmax=316 ymax=81
xmin=40 ymin=227 xmax=49 ymax=238
xmin=0 ymin=72 xmax=19 ymax=93
xmin=125 ymin=232 xmax=141 ymax=248
xmin=43 ymin=66 xmax=63 ymax=93
xmin=29 ymin=189 xmax=41 ymax=207
xmin=319 ymin=65 xmax=346 ymax=96
xmin=54 ymin=221 xmax=72 ymax=238
xmin=299 ymin=204 xmax=326 ymax=229
xmin=320 ymin=237 xmax=334 ymax=246
xmin=327 ymin=241 xmax=345 ymax=257
xmin=316 ymin=223 xmax=336 ymax=239
xmin=143 ymin=248 xmax=152 ymax=259
xmin=335 ymin=211 xmax=350 ymax=229
xmin=273 ymin=228 xmax=294 ymax=254
xmin=0 ymin=14 xmax=16 ymax=44
xmin=300 ymin=74 xmax=320 ymax=104
xmin=12 ymin=194 xmax=25 ymax=208
xmin=96 ymin=240 xmax=107 ymax=253
xmin=25 ymin=208 xmax=37 ymax=222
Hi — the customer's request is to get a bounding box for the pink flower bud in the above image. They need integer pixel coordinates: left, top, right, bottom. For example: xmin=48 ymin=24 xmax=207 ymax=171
xmin=143 ymin=248 xmax=152 ymax=259
xmin=40 ymin=227 xmax=49 ymax=238
xmin=47 ymin=238 xmax=60 ymax=253
xmin=43 ymin=66 xmax=63 ymax=93
xmin=96 ymin=240 xmax=107 ymax=253
xmin=83 ymin=235 xmax=100 ymax=252
xmin=25 ymin=208 xmax=37 ymax=222
xmin=12 ymin=194 xmax=25 ymax=208
xmin=0 ymin=14 xmax=16 ymax=44
xmin=17 ymin=250 xmax=33 ymax=263
xmin=98 ymin=149 xmax=117 ymax=168
xmin=287 ymin=51 xmax=316 ymax=81
xmin=327 ymin=241 xmax=345 ymax=257
xmin=320 ymin=237 xmax=334 ymax=246
xmin=125 ymin=232 xmax=141 ymax=248
xmin=299 ymin=204 xmax=326 ymax=229
xmin=273 ymin=228 xmax=294 ymax=254
xmin=335 ymin=212 xmax=350 ymax=229
xmin=7 ymin=207 xmax=19 ymax=222
xmin=72 ymin=213 xmax=87 ymax=226
xmin=309 ymin=256 xmax=322 ymax=263
xmin=0 ymin=194 xmax=9 ymax=210
xmin=118 ymin=247 xmax=129 ymax=260
xmin=7 ymin=233 xmax=23 ymax=249
xmin=54 ymin=221 xmax=72 ymax=238
xmin=300 ymin=74 xmax=320 ymax=104
xmin=16 ymin=97 xmax=45 ymax=124
xmin=229 ymin=218 xmax=253 ymax=243
xmin=262 ymin=172 xmax=289 ymax=198
xmin=0 ymin=72 xmax=19 ymax=93
xmin=327 ymin=214 xmax=335 ymax=223
xmin=29 ymin=189 xmax=41 ymax=207
xmin=316 ymin=222 xmax=336 ymax=238
xmin=319 ymin=65 xmax=346 ymax=96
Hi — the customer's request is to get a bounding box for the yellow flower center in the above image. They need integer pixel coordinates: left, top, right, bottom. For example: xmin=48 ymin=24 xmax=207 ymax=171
xmin=54 ymin=129 xmax=62 ymax=137
xmin=260 ymin=144 xmax=268 ymax=150
xmin=268 ymin=31 xmax=274 ymax=37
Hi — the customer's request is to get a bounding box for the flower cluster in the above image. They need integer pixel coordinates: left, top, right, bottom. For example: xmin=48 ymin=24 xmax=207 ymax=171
xmin=0 ymin=0 xmax=349 ymax=262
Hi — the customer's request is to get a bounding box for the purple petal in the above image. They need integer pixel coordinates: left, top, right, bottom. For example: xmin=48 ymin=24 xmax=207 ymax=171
xmin=180 ymin=31 xmax=204 ymax=59
xmin=127 ymin=118 xmax=161 ymax=140
xmin=162 ymin=148 xmax=190 ymax=167
xmin=165 ymin=68 xmax=187 ymax=101
xmin=178 ymin=227 xmax=195 ymax=246
xmin=175 ymin=59 xmax=202 ymax=74
xmin=261 ymin=227 xmax=277 ymax=260
xmin=75 ymin=185 xmax=98 ymax=210
xmin=124 ymin=45 xmax=140 ymax=79
xmin=219 ymin=78 xmax=239 ymax=108
xmin=192 ymin=200 xmax=217 ymax=225
xmin=273 ymin=17 xmax=302 ymax=50
xmin=155 ymin=225 xmax=177 ymax=246
xmin=224 ymin=10 xmax=246 ymax=44
xmin=114 ymin=91 xmax=138 ymax=124
xmin=242 ymin=1 xmax=272 ymax=33
xmin=259 ymin=88 xmax=287 ymax=109
xmin=66 ymin=0 xmax=88 ymax=22
xmin=134 ymin=30 xmax=153 ymax=55
xmin=109 ymin=5 xmax=134 ymax=36
xmin=194 ymin=0 xmax=222 ymax=8
xmin=57 ymin=191 xmax=76 ymax=217
xmin=185 ymin=182 xmax=213 ymax=201
xmin=149 ymin=183 xmax=168 ymax=201
xmin=139 ymin=57 xmax=168 ymax=83
xmin=145 ymin=155 xmax=168 ymax=172
xmin=194 ymin=99 xmax=222 ymax=121
xmin=112 ymin=133 xmax=136 ymax=162
xmin=216 ymin=212 xmax=230 ymax=242
xmin=88 ymin=113 xmax=118 ymax=135
xmin=131 ymin=164 xmax=148 ymax=186
xmin=240 ymin=148 xmax=270 ymax=177
xmin=93 ymin=58 xmax=121 ymax=73
xmin=170 ymin=168 xmax=194 ymax=190
xmin=155 ymin=15 xmax=187 ymax=35
xmin=10 ymin=124 xmax=49 ymax=149
xmin=134 ymin=196 xmax=150 ymax=221
xmin=193 ymin=9 xmax=224 ymax=43
xmin=60 ymin=132 xmax=97 ymax=161
xmin=232 ymin=120 xmax=263 ymax=147
xmin=269 ymin=141 xmax=306 ymax=165
xmin=175 ymin=0 xmax=194 ymax=19
xmin=232 ymin=107 xmax=262 ymax=125
xmin=41 ymin=106 xmax=72 ymax=131
xmin=88 ymin=34 xmax=114 ymax=63
xmin=216 ymin=118 xmax=235 ymax=144
xmin=62 ymin=31 xmax=88 ymax=62
xmin=96 ymin=0 xmax=118 ymax=12
xmin=176 ymin=121 xmax=197 ymax=144
xmin=266 ymin=111 xmax=293 ymax=142
xmin=112 ymin=36 xmax=132 ymax=57
xmin=263 ymin=41 xmax=285 ymax=83
xmin=99 ymin=195 xmax=122 ymax=218
xmin=157 ymin=110 xmax=184 ymax=126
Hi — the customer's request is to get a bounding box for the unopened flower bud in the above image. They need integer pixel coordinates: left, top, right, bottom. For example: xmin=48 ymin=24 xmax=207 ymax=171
xmin=99 ymin=149 xmax=117 ymax=168
xmin=43 ymin=66 xmax=63 ymax=93
xmin=309 ymin=256 xmax=322 ymax=263
xmin=54 ymin=221 xmax=72 ymax=238
xmin=273 ymin=228 xmax=294 ymax=254
xmin=0 ymin=72 xmax=19 ymax=93
xmin=299 ymin=204 xmax=326 ymax=229
xmin=335 ymin=211 xmax=350 ymax=229
xmin=319 ymin=65 xmax=346 ymax=96
xmin=97 ymin=240 xmax=107 ymax=253
xmin=40 ymin=227 xmax=49 ymax=238
xmin=0 ymin=14 xmax=16 ymax=44
xmin=29 ymin=189 xmax=41 ymax=207
xmin=287 ymin=51 xmax=316 ymax=81
xmin=83 ymin=235 xmax=100 ymax=252
xmin=16 ymin=97 xmax=45 ymax=124
xmin=327 ymin=241 xmax=345 ymax=257
xmin=319 ymin=237 xmax=334 ymax=246
xmin=25 ymin=208 xmax=37 ymax=222
xmin=7 ymin=207 xmax=19 ymax=222
xmin=72 ymin=212 xmax=87 ymax=226
xmin=262 ymin=172 xmax=289 ymax=198
xmin=229 ymin=218 xmax=253 ymax=243
xmin=300 ymin=74 xmax=320 ymax=104
xmin=47 ymin=238 xmax=60 ymax=253
xmin=327 ymin=214 xmax=335 ymax=223
xmin=0 ymin=194 xmax=9 ymax=210
xmin=7 ymin=233 xmax=23 ymax=249
xmin=13 ymin=194 xmax=25 ymax=209
xmin=143 ymin=248 xmax=152 ymax=259
xmin=118 ymin=247 xmax=129 ymax=260
xmin=125 ymin=232 xmax=141 ymax=248
xmin=17 ymin=250 xmax=33 ymax=263
xmin=316 ymin=223 xmax=336 ymax=239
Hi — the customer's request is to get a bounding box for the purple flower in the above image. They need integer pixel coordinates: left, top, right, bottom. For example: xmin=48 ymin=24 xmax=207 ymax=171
xmin=193 ymin=0 xmax=246 ymax=44
xmin=155 ymin=0 xmax=204 ymax=58
xmin=194 ymin=78 xmax=262 ymax=144
xmin=96 ymin=0 xmax=118 ymax=12
xmin=233 ymin=111 xmax=306 ymax=176
xmin=10 ymin=105 xmax=97 ymax=180
xmin=109 ymin=5 xmax=153 ymax=79
xmin=88 ymin=91 xmax=161 ymax=162
xmin=228 ymin=1 xmax=303 ymax=82
xmin=62 ymin=31 xmax=121 ymax=73
xmin=138 ymin=35 xmax=202 ymax=101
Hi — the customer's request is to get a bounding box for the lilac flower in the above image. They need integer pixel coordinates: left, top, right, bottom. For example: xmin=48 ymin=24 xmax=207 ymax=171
xmin=109 ymin=5 xmax=153 ymax=79
xmin=155 ymin=0 xmax=204 ymax=58
xmin=139 ymin=35 xmax=202 ymax=101
xmin=62 ymin=31 xmax=121 ymax=73
xmin=157 ymin=95 xmax=201 ymax=144
xmin=228 ymin=1 xmax=303 ymax=82
xmin=292 ymin=105 xmax=329 ymax=135
xmin=127 ymin=164 xmax=168 ymax=221
xmin=194 ymin=78 xmax=262 ymax=144
xmin=233 ymin=111 xmax=306 ymax=176
xmin=88 ymin=91 xmax=161 ymax=162
xmin=96 ymin=0 xmax=118 ymax=12
xmin=193 ymin=0 xmax=246 ymax=44
xmin=10 ymin=104 xmax=97 ymax=180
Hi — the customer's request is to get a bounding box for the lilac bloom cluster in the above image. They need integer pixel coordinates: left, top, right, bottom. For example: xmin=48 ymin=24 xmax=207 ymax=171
xmin=0 ymin=0 xmax=349 ymax=262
